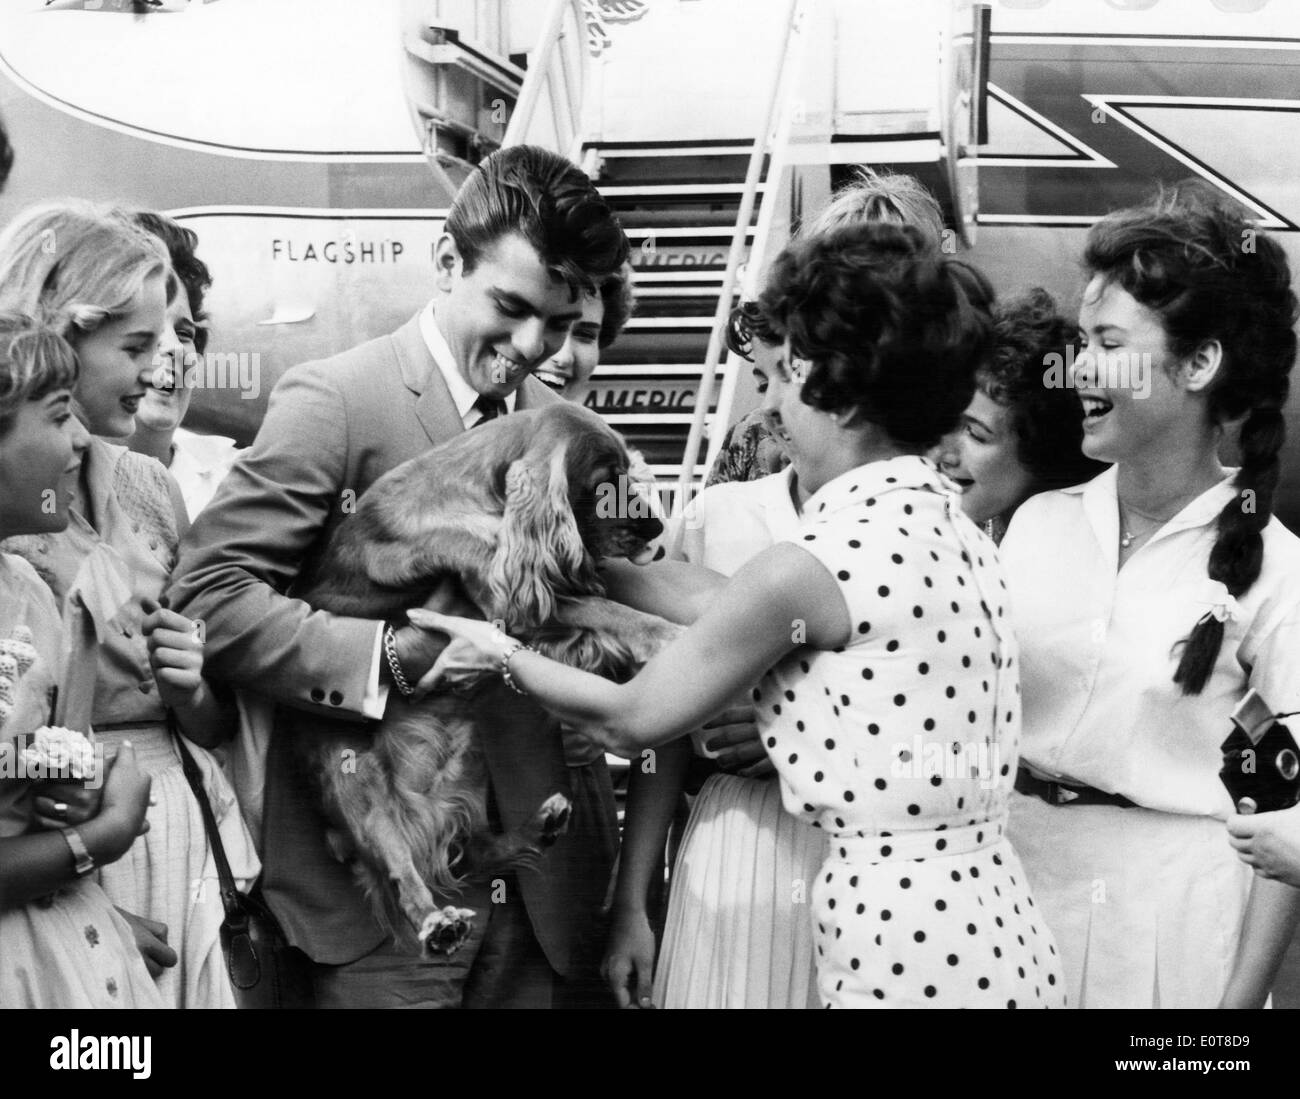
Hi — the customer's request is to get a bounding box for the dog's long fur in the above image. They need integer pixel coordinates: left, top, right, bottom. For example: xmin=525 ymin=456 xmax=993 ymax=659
xmin=297 ymin=403 xmax=678 ymax=953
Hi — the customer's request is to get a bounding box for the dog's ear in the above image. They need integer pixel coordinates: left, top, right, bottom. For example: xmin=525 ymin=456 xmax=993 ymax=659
xmin=487 ymin=443 xmax=590 ymax=628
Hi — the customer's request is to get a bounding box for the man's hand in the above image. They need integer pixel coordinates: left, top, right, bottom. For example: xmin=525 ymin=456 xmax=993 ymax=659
xmin=388 ymin=579 xmax=485 ymax=691
xmin=1227 ymin=799 xmax=1300 ymax=886
xmin=701 ymin=705 xmax=772 ymax=778
xmin=115 ymin=908 xmax=178 ymax=979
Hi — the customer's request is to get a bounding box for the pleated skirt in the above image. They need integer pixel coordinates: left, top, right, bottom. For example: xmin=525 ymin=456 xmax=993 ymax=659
xmin=1008 ymin=790 xmax=1252 ymax=1008
xmin=653 ymin=773 xmax=826 ymax=1009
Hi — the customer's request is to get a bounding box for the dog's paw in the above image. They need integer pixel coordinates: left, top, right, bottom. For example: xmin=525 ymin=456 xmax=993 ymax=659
xmin=536 ymin=792 xmax=572 ymax=845
xmin=419 ymin=905 xmax=477 ymax=957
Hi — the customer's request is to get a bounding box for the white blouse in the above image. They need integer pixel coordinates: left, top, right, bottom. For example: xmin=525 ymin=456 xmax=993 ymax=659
xmin=670 ymin=466 xmax=804 ymax=573
xmin=1000 ymin=465 xmax=1300 ymax=818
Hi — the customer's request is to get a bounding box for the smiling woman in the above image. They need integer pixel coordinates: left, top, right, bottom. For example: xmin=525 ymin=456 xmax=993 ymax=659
xmin=1001 ymin=181 xmax=1300 ymax=1010
xmin=935 ymin=288 xmax=1108 ymax=538
xmin=0 ymin=200 xmax=258 ymax=1010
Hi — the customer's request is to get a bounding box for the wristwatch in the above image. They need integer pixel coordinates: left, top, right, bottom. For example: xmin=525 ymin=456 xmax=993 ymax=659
xmin=60 ymin=826 xmax=95 ymax=877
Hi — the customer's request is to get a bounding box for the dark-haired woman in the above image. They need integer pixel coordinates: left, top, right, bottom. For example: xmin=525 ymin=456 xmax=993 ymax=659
xmin=935 ymin=288 xmax=1108 ymax=539
xmin=126 ymin=212 xmax=239 ymax=521
xmin=1001 ymin=183 xmax=1300 ymax=1008
xmin=419 ymin=222 xmax=1066 ymax=1008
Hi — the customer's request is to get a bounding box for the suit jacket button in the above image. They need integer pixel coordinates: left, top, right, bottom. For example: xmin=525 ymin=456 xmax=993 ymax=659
xmin=310 ymin=687 xmax=325 ymax=702
xmin=329 ymin=690 xmax=344 ymax=706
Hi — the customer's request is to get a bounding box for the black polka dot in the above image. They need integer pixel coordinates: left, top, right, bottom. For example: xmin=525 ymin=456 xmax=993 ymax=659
xmin=875 ymin=778 xmax=887 ymax=790
xmin=914 ymin=930 xmax=926 ymax=943
xmin=788 ymin=753 xmax=798 ymax=765
xmin=937 ymin=630 xmax=947 ymax=643
xmin=877 ymin=585 xmax=890 ymax=597
xmin=825 ymin=738 xmax=836 ymax=750
xmin=912 ymin=606 xmax=924 ymax=618
xmin=857 ymin=622 xmax=870 ymax=635
xmin=861 ymin=667 xmax=874 ymax=680
xmin=867 ymin=723 xmax=879 ymax=735
xmin=766 ymin=737 xmax=776 ymax=748
xmin=881 ymin=846 xmax=892 ymax=858
xmin=918 ymin=662 xmax=929 ymax=674
xmin=813 ymin=771 xmax=824 ymax=782
xmin=803 ymin=534 xmax=816 ymax=541
xmin=838 ymin=570 xmax=851 ymax=581
xmin=907 ymin=804 xmax=920 ymax=816
xmin=900 ymin=877 xmax=912 ymax=889
xmin=947 ymin=954 xmax=958 ymax=966
xmin=848 ymin=540 xmax=860 ymax=549
xmin=924 ymin=985 xmax=936 ymax=998
xmin=886 ymin=640 xmax=899 ymax=652
xmin=978 ymin=977 xmax=990 ymax=990
xmin=923 ymin=718 xmax=935 ymax=731
xmin=844 ymin=790 xmax=855 ymax=802
xmin=892 ymin=963 xmax=904 ymax=975
xmin=894 ymin=694 xmax=906 ymax=706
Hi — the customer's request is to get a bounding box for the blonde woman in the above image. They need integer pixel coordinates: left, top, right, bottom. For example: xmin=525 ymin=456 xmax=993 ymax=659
xmin=0 ymin=201 xmax=257 ymax=1008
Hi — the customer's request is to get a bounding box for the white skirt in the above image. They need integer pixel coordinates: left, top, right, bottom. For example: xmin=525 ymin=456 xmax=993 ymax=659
xmin=1008 ymin=791 xmax=1252 ymax=1008
xmin=653 ymin=773 xmax=826 ymax=1009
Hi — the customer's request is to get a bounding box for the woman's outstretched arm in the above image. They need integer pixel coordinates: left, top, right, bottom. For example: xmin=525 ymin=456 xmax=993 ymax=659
xmin=598 ymin=558 xmax=729 ymax=626
xmin=417 ymin=541 xmax=850 ymax=756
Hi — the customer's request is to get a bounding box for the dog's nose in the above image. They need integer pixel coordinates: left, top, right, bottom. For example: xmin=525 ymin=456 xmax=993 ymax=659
xmin=637 ymin=515 xmax=664 ymax=541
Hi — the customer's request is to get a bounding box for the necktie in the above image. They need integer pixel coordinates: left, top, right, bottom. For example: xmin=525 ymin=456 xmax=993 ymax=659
xmin=472 ymin=395 xmax=507 ymax=427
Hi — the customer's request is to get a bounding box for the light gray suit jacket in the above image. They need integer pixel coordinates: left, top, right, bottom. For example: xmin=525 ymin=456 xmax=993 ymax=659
xmin=169 ymin=313 xmax=604 ymax=969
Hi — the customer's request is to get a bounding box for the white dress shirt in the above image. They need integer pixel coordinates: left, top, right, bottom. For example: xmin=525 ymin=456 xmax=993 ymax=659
xmin=419 ymin=301 xmax=517 ymax=428
xmin=1000 ymin=465 xmax=1300 ymax=818
xmin=170 ymin=427 xmax=240 ymax=520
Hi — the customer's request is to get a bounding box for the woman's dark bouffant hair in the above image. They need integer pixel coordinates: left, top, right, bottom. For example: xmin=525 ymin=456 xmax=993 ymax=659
xmin=597 ymin=262 xmax=634 ymax=350
xmin=444 ymin=145 xmax=629 ymax=294
xmin=1084 ymin=180 xmax=1298 ymax=695
xmin=759 ymin=221 xmax=995 ymax=451
xmin=724 ymin=300 xmax=781 ymax=361
xmin=130 ymin=210 xmax=213 ymax=354
xmin=981 ymin=288 xmax=1108 ymax=493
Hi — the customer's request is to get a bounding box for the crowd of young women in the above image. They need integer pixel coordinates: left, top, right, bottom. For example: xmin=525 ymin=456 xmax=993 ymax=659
xmin=3 ymin=171 xmax=1299 ymax=1009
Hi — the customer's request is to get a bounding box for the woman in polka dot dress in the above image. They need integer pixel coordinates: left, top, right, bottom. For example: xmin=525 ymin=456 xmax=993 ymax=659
xmin=418 ymin=222 xmax=1066 ymax=1008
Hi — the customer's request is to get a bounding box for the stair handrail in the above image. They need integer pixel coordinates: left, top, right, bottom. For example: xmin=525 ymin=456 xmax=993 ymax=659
xmin=503 ymin=0 xmax=585 ymax=150
xmin=706 ymin=0 xmax=818 ymax=478
xmin=673 ymin=0 xmax=806 ymax=515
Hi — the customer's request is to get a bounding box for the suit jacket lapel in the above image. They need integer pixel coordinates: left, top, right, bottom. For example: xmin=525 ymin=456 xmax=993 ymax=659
xmin=390 ymin=311 xmax=465 ymax=446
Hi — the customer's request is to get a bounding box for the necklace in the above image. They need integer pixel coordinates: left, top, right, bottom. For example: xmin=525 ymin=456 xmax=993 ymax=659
xmin=1117 ymin=494 xmax=1197 ymax=549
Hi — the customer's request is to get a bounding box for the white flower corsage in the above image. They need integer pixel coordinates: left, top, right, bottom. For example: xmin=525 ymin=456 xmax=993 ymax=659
xmin=20 ymin=725 xmax=99 ymax=782
xmin=1199 ymin=581 xmax=1241 ymax=625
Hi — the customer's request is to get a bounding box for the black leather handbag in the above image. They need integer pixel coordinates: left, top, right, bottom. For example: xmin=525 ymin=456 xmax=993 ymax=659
xmin=171 ymin=714 xmax=311 ymax=1008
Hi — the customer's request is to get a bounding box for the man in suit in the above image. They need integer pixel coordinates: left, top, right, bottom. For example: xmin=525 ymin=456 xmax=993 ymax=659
xmin=168 ymin=146 xmax=629 ymax=1007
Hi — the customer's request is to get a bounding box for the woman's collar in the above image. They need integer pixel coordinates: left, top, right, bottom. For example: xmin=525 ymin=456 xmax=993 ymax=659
xmin=802 ymin=454 xmax=945 ymax=518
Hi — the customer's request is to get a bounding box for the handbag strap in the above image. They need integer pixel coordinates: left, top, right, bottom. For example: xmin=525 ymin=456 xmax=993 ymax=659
xmin=168 ymin=710 xmax=245 ymax=926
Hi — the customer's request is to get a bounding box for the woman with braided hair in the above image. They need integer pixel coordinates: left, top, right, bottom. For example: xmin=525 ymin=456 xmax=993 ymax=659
xmin=1000 ymin=180 xmax=1300 ymax=1008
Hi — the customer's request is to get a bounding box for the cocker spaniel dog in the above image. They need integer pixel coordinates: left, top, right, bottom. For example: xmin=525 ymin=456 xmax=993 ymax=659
xmin=298 ymin=403 xmax=677 ymax=955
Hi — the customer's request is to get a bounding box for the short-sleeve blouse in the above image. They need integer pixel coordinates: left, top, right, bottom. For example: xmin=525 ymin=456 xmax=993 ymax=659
xmin=1000 ymin=465 xmax=1300 ymax=817
xmin=753 ymin=456 xmax=1021 ymax=839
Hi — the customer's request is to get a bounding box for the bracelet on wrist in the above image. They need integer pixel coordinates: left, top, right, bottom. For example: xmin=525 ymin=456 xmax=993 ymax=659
xmin=383 ymin=624 xmax=417 ymax=698
xmin=499 ymin=639 xmax=536 ymax=696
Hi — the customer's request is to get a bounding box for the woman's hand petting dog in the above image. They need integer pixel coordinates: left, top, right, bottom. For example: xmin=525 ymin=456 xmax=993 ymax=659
xmin=407 ymin=608 xmax=512 ymax=696
xmin=391 ymin=579 xmax=488 ymax=697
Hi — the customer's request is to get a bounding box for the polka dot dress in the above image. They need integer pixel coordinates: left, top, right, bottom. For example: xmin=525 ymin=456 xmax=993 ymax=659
xmin=754 ymin=456 xmax=1066 ymax=1008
